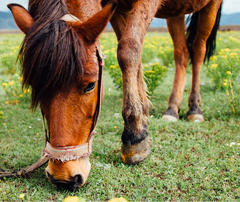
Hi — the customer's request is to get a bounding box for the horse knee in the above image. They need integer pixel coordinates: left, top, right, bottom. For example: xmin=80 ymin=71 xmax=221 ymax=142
xmin=117 ymin=37 xmax=142 ymax=71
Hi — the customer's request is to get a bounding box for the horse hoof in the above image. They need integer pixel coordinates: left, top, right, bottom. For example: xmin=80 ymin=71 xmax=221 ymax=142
xmin=162 ymin=115 xmax=178 ymax=122
xmin=187 ymin=114 xmax=204 ymax=122
xmin=121 ymin=137 xmax=151 ymax=165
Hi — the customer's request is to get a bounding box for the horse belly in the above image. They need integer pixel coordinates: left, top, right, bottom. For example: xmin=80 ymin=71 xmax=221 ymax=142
xmin=155 ymin=0 xmax=211 ymax=18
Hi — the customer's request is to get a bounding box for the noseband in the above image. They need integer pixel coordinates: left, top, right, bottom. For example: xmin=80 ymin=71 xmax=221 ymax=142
xmin=42 ymin=46 xmax=105 ymax=162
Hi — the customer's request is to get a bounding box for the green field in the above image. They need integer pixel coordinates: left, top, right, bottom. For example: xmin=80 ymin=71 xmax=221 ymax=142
xmin=0 ymin=32 xmax=240 ymax=201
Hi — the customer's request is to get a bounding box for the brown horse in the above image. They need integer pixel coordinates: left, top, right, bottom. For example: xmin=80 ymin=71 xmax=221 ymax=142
xmin=8 ymin=0 xmax=222 ymax=190
xmin=8 ymin=0 xmax=116 ymax=190
xmin=100 ymin=0 xmax=222 ymax=164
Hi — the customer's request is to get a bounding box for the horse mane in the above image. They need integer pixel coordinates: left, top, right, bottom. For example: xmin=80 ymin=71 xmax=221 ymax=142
xmin=19 ymin=0 xmax=86 ymax=109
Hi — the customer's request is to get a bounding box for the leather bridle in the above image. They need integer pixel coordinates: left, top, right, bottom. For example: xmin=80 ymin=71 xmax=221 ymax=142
xmin=0 ymin=46 xmax=105 ymax=177
xmin=42 ymin=46 xmax=104 ymax=162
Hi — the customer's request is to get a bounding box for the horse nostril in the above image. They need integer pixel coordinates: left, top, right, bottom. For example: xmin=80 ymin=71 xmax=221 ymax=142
xmin=45 ymin=172 xmax=85 ymax=191
xmin=73 ymin=174 xmax=83 ymax=187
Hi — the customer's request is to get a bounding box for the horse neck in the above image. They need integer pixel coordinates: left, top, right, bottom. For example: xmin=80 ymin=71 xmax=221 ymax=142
xmin=66 ymin=0 xmax=102 ymax=21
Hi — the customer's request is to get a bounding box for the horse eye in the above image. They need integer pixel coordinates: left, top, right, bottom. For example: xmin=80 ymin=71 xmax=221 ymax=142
xmin=84 ymin=82 xmax=96 ymax=94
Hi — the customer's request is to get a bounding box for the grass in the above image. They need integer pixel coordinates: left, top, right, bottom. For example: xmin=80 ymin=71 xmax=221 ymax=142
xmin=0 ymin=32 xmax=240 ymax=201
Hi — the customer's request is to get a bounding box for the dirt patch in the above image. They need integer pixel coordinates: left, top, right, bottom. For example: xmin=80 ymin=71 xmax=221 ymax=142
xmin=105 ymin=25 xmax=240 ymax=33
xmin=1 ymin=25 xmax=240 ymax=35
xmin=218 ymin=25 xmax=240 ymax=31
xmin=0 ymin=30 xmax=22 ymax=34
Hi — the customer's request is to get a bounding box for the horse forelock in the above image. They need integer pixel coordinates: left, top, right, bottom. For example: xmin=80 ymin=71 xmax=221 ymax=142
xmin=19 ymin=0 xmax=86 ymax=109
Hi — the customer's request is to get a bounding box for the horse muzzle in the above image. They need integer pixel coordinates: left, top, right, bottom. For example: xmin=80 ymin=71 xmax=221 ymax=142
xmin=42 ymin=133 xmax=95 ymax=190
xmin=45 ymin=156 xmax=91 ymax=191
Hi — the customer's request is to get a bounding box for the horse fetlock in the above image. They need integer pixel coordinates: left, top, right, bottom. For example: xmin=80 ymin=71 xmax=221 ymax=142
xmin=122 ymin=102 xmax=144 ymax=130
xmin=188 ymin=94 xmax=201 ymax=106
xmin=122 ymin=123 xmax=148 ymax=145
xmin=187 ymin=104 xmax=203 ymax=115
xmin=168 ymin=94 xmax=182 ymax=112
xmin=121 ymin=136 xmax=151 ymax=165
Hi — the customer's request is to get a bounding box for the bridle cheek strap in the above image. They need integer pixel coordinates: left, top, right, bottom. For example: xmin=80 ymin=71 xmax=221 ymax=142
xmin=42 ymin=46 xmax=104 ymax=162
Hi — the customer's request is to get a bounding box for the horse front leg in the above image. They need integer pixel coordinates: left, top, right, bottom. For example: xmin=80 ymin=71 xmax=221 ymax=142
xmin=187 ymin=0 xmax=222 ymax=122
xmin=116 ymin=1 xmax=160 ymax=164
xmin=162 ymin=16 xmax=189 ymax=121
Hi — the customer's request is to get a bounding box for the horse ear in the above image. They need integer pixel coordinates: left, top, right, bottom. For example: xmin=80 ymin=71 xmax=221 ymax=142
xmin=64 ymin=2 xmax=117 ymax=44
xmin=7 ymin=4 xmax=34 ymax=34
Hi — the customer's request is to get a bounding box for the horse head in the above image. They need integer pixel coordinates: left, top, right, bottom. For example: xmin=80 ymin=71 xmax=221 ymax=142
xmin=8 ymin=1 xmax=116 ymax=190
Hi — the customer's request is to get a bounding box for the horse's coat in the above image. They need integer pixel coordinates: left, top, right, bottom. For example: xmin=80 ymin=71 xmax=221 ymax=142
xmin=9 ymin=0 xmax=115 ymax=190
xmin=9 ymin=0 xmax=222 ymax=190
xmin=100 ymin=0 xmax=222 ymax=165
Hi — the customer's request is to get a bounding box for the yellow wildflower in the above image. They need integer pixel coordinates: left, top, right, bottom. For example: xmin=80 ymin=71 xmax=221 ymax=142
xmin=210 ymin=64 xmax=218 ymax=69
xmin=24 ymin=89 xmax=30 ymax=94
xmin=103 ymin=49 xmax=110 ymax=54
xmin=109 ymin=65 xmax=116 ymax=69
xmin=19 ymin=77 xmax=23 ymax=82
xmin=19 ymin=194 xmax=25 ymax=200
xmin=226 ymin=71 xmax=232 ymax=75
xmin=63 ymin=196 xmax=86 ymax=202
xmin=230 ymin=52 xmax=238 ymax=58
xmin=222 ymin=82 xmax=228 ymax=87
xmin=210 ymin=56 xmax=217 ymax=61
xmin=1 ymin=82 xmax=8 ymax=87
xmin=224 ymin=79 xmax=228 ymax=83
xmin=145 ymin=70 xmax=155 ymax=74
xmin=19 ymin=94 xmax=23 ymax=97
xmin=114 ymin=126 xmax=117 ymax=129
xmin=8 ymin=81 xmax=14 ymax=85
xmin=109 ymin=197 xmax=128 ymax=202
